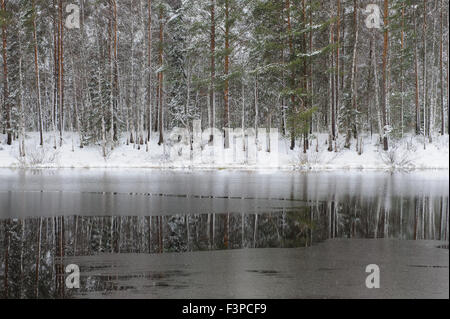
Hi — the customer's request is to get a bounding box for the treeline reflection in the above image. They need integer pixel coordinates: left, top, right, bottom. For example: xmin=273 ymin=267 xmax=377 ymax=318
xmin=0 ymin=195 xmax=448 ymax=298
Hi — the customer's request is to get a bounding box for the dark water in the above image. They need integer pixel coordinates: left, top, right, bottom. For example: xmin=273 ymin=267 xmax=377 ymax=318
xmin=0 ymin=169 xmax=448 ymax=299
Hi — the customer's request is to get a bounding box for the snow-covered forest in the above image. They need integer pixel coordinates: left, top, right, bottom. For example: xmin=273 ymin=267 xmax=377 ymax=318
xmin=0 ymin=0 xmax=449 ymax=168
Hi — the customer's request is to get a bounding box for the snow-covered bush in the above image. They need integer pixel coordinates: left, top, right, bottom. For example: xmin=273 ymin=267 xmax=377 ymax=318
xmin=435 ymin=134 xmax=449 ymax=151
xmin=406 ymin=137 xmax=417 ymax=152
xmin=99 ymin=144 xmax=113 ymax=160
xmin=18 ymin=146 xmax=60 ymax=167
xmin=293 ymin=149 xmax=323 ymax=167
xmin=379 ymin=142 xmax=413 ymax=168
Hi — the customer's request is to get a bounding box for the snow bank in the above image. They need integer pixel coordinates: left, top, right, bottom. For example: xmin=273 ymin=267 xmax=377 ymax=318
xmin=0 ymin=131 xmax=448 ymax=170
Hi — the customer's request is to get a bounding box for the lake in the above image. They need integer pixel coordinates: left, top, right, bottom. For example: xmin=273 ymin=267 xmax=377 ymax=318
xmin=0 ymin=169 xmax=448 ymax=298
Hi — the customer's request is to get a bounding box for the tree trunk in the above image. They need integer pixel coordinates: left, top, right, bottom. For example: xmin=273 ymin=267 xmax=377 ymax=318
xmin=328 ymin=23 xmax=335 ymax=152
xmin=381 ymin=0 xmax=389 ymax=151
xmin=18 ymin=38 xmax=26 ymax=157
xmin=223 ymin=0 xmax=230 ymax=149
xmin=400 ymin=3 xmax=405 ymax=138
xmin=58 ymin=0 xmax=65 ymax=147
xmin=108 ymin=0 xmax=118 ymax=150
xmin=372 ymin=30 xmax=383 ymax=140
xmin=414 ymin=10 xmax=421 ymax=135
xmin=330 ymin=22 xmax=337 ymax=149
xmin=209 ymin=0 xmax=216 ymax=143
xmin=33 ymin=0 xmax=44 ymax=146
xmin=1 ymin=0 xmax=12 ymax=146
xmin=97 ymin=31 xmax=107 ymax=158
xmin=428 ymin=0 xmax=438 ymax=143
xmin=302 ymin=0 xmax=308 ymax=154
xmin=113 ymin=0 xmax=119 ymax=145
xmin=241 ymin=81 xmax=245 ymax=150
xmin=254 ymin=75 xmax=259 ymax=140
xmin=440 ymin=0 xmax=445 ymax=135
xmin=335 ymin=0 xmax=341 ymax=142
xmin=147 ymin=0 xmax=153 ymax=144
xmin=347 ymin=0 xmax=359 ymax=149
xmin=423 ymin=0 xmax=428 ymax=142
xmin=286 ymin=0 xmax=295 ymax=150
xmin=158 ymin=5 xmax=164 ymax=145
xmin=52 ymin=0 xmax=58 ymax=149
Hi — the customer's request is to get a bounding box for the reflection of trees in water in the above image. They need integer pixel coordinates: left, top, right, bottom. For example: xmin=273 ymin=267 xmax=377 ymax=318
xmin=0 ymin=195 xmax=448 ymax=298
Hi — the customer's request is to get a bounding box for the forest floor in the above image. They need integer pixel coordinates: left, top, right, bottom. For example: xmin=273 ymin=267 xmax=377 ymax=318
xmin=0 ymin=131 xmax=448 ymax=170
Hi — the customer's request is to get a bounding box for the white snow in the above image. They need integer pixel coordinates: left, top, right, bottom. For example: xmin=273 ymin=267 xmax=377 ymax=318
xmin=0 ymin=131 xmax=448 ymax=170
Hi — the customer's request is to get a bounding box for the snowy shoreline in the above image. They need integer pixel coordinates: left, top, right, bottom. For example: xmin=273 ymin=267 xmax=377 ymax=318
xmin=1 ymin=132 xmax=448 ymax=170
xmin=1 ymin=158 xmax=448 ymax=170
xmin=1 ymin=167 xmax=448 ymax=172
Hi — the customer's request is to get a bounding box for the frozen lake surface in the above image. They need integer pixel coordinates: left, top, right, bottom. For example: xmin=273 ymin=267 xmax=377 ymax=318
xmin=68 ymin=239 xmax=448 ymax=299
xmin=0 ymin=169 xmax=448 ymax=298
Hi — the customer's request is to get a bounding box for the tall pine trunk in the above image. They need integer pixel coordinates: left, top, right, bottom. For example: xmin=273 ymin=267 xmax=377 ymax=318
xmin=347 ymin=0 xmax=359 ymax=149
xmin=286 ymin=0 xmax=295 ymax=150
xmin=18 ymin=36 xmax=26 ymax=157
xmin=440 ymin=0 xmax=445 ymax=135
xmin=58 ymin=0 xmax=65 ymax=147
xmin=147 ymin=0 xmax=153 ymax=145
xmin=414 ymin=10 xmax=421 ymax=135
xmin=335 ymin=0 xmax=340 ymax=143
xmin=33 ymin=0 xmax=44 ymax=146
xmin=400 ymin=3 xmax=405 ymax=137
xmin=381 ymin=0 xmax=389 ymax=151
xmin=1 ymin=0 xmax=11 ymax=146
xmin=209 ymin=0 xmax=216 ymax=143
xmin=423 ymin=0 xmax=428 ymax=143
xmin=157 ymin=5 xmax=164 ymax=145
xmin=223 ymin=0 xmax=230 ymax=149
